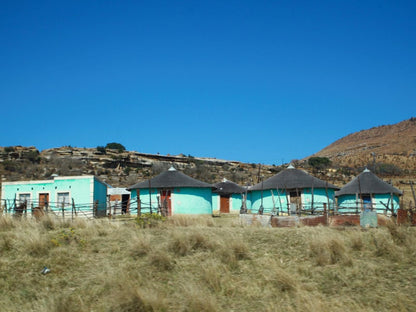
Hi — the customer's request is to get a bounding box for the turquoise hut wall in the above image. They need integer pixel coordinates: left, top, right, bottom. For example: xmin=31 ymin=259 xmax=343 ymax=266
xmin=173 ymin=187 xmax=212 ymax=214
xmin=212 ymin=194 xmax=219 ymax=211
xmin=337 ymin=193 xmax=400 ymax=213
xmin=250 ymin=189 xmax=286 ymax=214
xmin=1 ymin=176 xmax=107 ymax=215
xmin=376 ymin=194 xmax=400 ymax=212
xmin=231 ymin=194 xmax=242 ymax=211
xmin=212 ymin=194 xmax=243 ymax=212
xmin=249 ymin=188 xmax=335 ymax=214
xmin=130 ymin=188 xmax=159 ymax=213
xmin=302 ymin=188 xmax=336 ymax=211
xmin=132 ymin=188 xmax=212 ymax=214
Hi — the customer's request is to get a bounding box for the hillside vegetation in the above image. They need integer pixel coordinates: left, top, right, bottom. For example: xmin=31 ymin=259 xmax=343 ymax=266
xmin=313 ymin=117 xmax=416 ymax=172
xmin=1 ymin=118 xmax=415 ymax=204
xmin=1 ymin=215 xmax=415 ymax=312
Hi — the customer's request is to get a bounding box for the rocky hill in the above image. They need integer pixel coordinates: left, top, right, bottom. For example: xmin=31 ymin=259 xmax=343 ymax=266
xmin=1 ymin=118 xmax=415 ymax=204
xmin=0 ymin=146 xmax=280 ymax=188
xmin=312 ymin=117 xmax=416 ymax=172
xmin=310 ymin=117 xmax=416 ymax=204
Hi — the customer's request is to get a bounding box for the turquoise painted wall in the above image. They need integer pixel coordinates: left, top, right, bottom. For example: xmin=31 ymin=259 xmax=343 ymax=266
xmin=302 ymin=188 xmax=336 ymax=211
xmin=231 ymin=194 xmax=242 ymax=211
xmin=173 ymin=188 xmax=212 ymax=214
xmin=93 ymin=177 xmax=108 ymax=216
xmin=131 ymin=188 xmax=159 ymax=213
xmin=249 ymin=188 xmax=336 ymax=214
xmin=336 ymin=194 xmax=359 ymax=213
xmin=337 ymin=194 xmax=400 ymax=213
xmin=250 ymin=189 xmax=286 ymax=214
xmin=212 ymin=194 xmax=243 ymax=212
xmin=212 ymin=194 xmax=219 ymax=211
xmin=1 ymin=176 xmax=107 ymax=216
xmin=132 ymin=187 xmax=212 ymax=215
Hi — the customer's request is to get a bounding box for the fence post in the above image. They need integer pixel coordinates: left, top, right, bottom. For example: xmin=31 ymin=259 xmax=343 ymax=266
xmin=113 ymin=200 xmax=117 ymax=217
xmin=323 ymin=203 xmax=328 ymax=224
xmin=93 ymin=200 xmax=98 ymax=218
xmin=137 ymin=198 xmax=141 ymax=216
xmin=72 ymin=198 xmax=77 ymax=217
xmin=61 ymin=202 xmax=65 ymax=220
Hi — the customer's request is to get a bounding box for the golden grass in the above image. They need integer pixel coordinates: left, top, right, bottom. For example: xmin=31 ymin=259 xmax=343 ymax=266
xmin=0 ymin=214 xmax=415 ymax=311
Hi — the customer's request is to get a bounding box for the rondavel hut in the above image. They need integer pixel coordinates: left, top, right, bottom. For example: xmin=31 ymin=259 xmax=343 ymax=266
xmin=335 ymin=168 xmax=402 ymax=214
xmin=248 ymin=164 xmax=339 ymax=215
xmin=212 ymin=179 xmax=247 ymax=213
xmin=127 ymin=166 xmax=213 ymax=216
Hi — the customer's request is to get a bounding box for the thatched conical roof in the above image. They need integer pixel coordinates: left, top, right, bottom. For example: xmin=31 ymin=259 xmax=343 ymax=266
xmin=250 ymin=164 xmax=338 ymax=191
xmin=213 ymin=179 xmax=246 ymax=195
xmin=335 ymin=169 xmax=402 ymax=196
xmin=127 ymin=167 xmax=212 ymax=190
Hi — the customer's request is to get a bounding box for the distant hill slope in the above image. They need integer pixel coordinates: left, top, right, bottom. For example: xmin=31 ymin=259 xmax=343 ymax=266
xmin=312 ymin=118 xmax=416 ymax=171
xmin=0 ymin=146 xmax=279 ymax=188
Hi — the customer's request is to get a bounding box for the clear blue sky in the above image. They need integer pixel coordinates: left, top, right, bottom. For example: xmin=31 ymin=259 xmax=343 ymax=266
xmin=1 ymin=1 xmax=415 ymax=165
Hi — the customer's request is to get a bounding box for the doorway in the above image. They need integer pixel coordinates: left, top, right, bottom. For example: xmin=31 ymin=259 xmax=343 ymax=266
xmin=220 ymin=195 xmax=230 ymax=213
xmin=289 ymin=191 xmax=301 ymax=214
xmin=121 ymin=194 xmax=130 ymax=214
xmin=160 ymin=190 xmax=172 ymax=216
xmin=39 ymin=193 xmax=49 ymax=209
xmin=362 ymin=195 xmax=372 ymax=211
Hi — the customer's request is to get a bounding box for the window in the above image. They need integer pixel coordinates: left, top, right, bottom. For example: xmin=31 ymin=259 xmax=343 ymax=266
xmin=18 ymin=193 xmax=31 ymax=206
xmin=57 ymin=192 xmax=70 ymax=208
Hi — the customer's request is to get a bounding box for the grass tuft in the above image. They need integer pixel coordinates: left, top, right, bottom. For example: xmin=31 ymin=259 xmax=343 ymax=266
xmin=148 ymin=249 xmax=175 ymax=271
xmin=49 ymin=293 xmax=86 ymax=312
xmin=0 ymin=215 xmax=16 ymax=231
xmin=0 ymin=215 xmax=415 ymax=311
xmin=130 ymin=235 xmax=152 ymax=258
xmin=167 ymin=215 xmax=215 ymax=227
xmin=108 ymin=288 xmax=155 ymax=312
xmin=309 ymin=236 xmax=351 ymax=266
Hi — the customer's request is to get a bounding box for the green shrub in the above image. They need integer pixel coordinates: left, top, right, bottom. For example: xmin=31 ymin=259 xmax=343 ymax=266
xmin=135 ymin=213 xmax=166 ymax=228
xmin=96 ymin=146 xmax=106 ymax=154
xmin=308 ymin=157 xmax=331 ymax=171
xmin=4 ymin=146 xmax=15 ymax=153
xmin=24 ymin=150 xmax=40 ymax=163
xmin=105 ymin=142 xmax=126 ymax=152
xmin=2 ymin=160 xmax=20 ymax=172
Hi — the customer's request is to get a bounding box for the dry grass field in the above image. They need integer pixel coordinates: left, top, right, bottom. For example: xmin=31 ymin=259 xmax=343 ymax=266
xmin=0 ymin=214 xmax=415 ymax=312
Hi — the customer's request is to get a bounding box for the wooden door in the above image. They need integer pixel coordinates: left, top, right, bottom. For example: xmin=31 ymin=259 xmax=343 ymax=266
xmin=220 ymin=195 xmax=230 ymax=213
xmin=39 ymin=193 xmax=49 ymax=208
xmin=160 ymin=190 xmax=172 ymax=216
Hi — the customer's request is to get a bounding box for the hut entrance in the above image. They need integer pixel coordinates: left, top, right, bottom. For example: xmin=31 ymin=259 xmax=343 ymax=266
xmin=121 ymin=194 xmax=130 ymax=214
xmin=362 ymin=195 xmax=373 ymax=210
xmin=289 ymin=191 xmax=301 ymax=214
xmin=220 ymin=195 xmax=230 ymax=213
xmin=160 ymin=190 xmax=172 ymax=216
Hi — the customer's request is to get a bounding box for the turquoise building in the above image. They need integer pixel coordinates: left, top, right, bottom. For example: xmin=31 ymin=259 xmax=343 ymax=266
xmin=249 ymin=165 xmax=339 ymax=215
xmin=1 ymin=175 xmax=108 ymax=217
xmin=336 ymin=169 xmax=402 ymax=214
xmin=212 ymin=179 xmax=246 ymax=213
xmin=128 ymin=167 xmax=213 ymax=215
